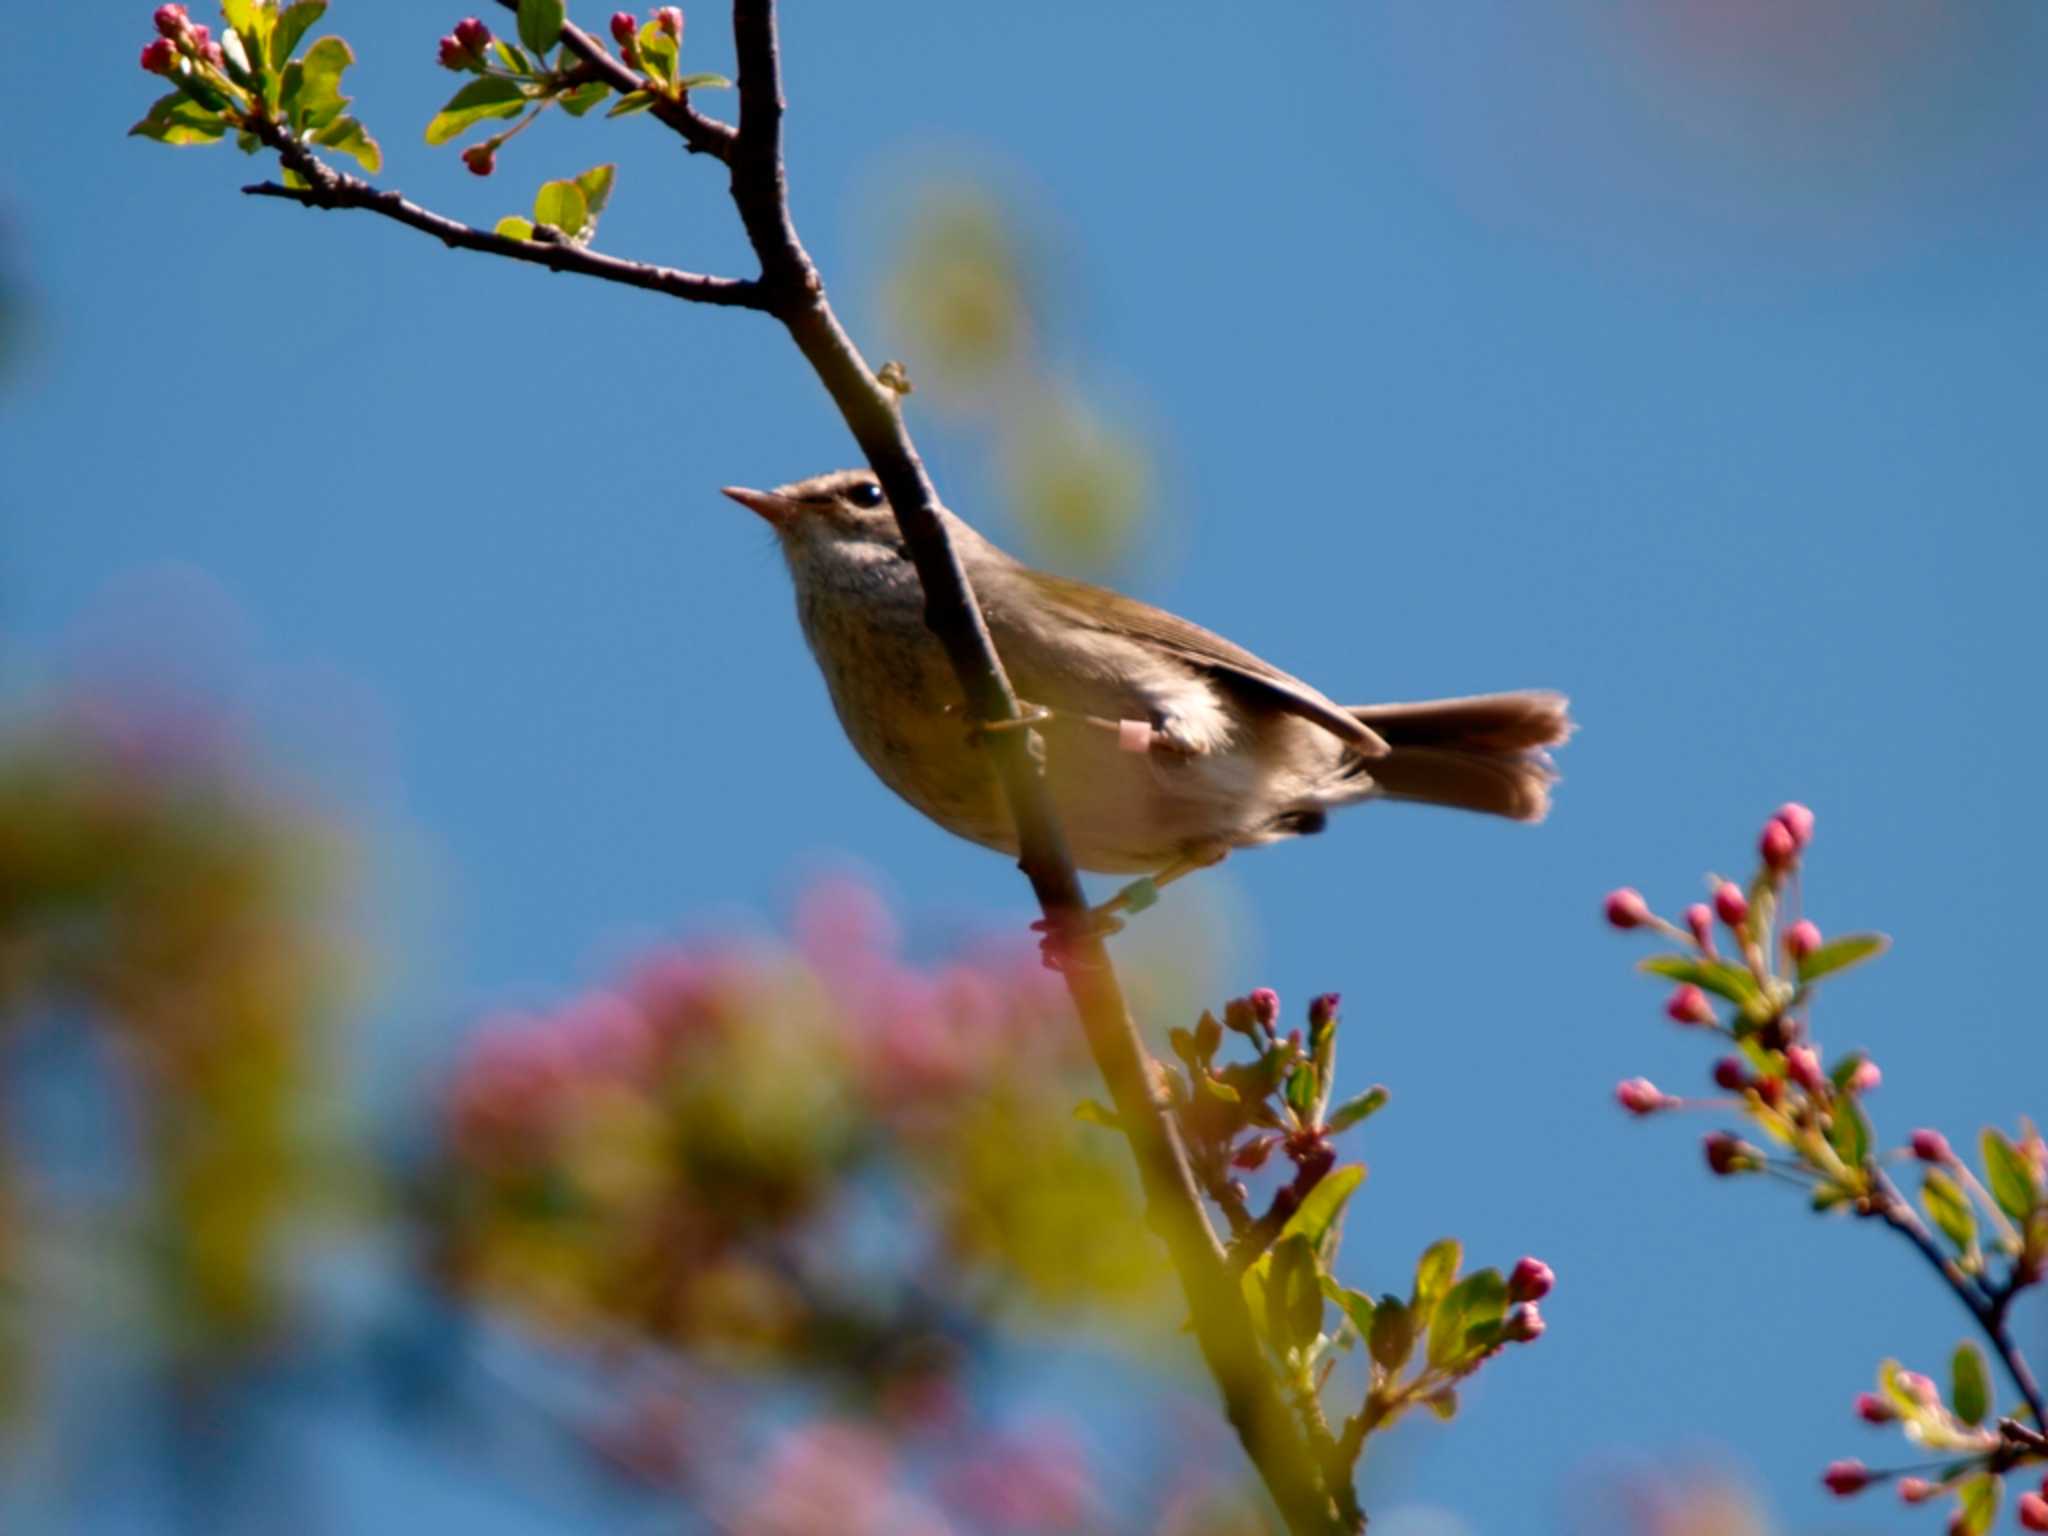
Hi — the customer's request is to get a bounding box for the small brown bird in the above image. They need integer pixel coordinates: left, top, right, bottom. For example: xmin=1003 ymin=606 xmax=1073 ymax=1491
xmin=724 ymin=470 xmax=1571 ymax=922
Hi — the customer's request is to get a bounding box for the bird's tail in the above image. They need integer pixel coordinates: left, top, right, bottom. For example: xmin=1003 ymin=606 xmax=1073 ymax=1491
xmin=1346 ymin=691 xmax=1573 ymax=822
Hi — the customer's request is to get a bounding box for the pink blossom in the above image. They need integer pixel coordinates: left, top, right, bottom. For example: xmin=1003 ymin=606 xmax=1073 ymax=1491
xmin=1910 ymin=1128 xmax=1952 ymax=1163
xmin=1784 ymin=919 xmax=1822 ymax=961
xmin=1508 ymin=1257 xmax=1554 ymax=1302
xmin=1712 ymin=881 xmax=1749 ymax=928
xmin=1666 ymin=985 xmax=1714 ymax=1026
xmin=1774 ymin=801 xmax=1816 ymax=849
xmin=1854 ymin=1391 xmax=1893 ymax=1424
xmin=1616 ymin=1077 xmax=1673 ymax=1116
xmin=1821 ymin=1459 xmax=1870 ymax=1497
xmin=1604 ymin=888 xmax=1650 ymax=929
xmin=1760 ymin=818 xmax=1797 ymax=871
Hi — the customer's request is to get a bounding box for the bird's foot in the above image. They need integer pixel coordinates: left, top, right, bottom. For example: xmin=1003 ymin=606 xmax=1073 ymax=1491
xmin=954 ymin=701 xmax=1054 ymax=750
xmin=1031 ymin=899 xmax=1131 ymax=971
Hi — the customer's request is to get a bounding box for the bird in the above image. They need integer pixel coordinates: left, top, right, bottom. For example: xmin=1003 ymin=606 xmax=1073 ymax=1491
xmin=722 ymin=469 xmax=1571 ymax=927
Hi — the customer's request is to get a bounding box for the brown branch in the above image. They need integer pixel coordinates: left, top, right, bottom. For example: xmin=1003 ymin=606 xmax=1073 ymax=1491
xmin=238 ymin=9 xmax=1350 ymax=1530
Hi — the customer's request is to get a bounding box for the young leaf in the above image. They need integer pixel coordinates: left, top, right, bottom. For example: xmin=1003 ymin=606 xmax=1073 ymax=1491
xmin=222 ymin=0 xmax=275 ymax=55
xmin=1324 ymin=1086 xmax=1388 ymax=1135
xmin=1071 ymin=1098 xmax=1119 ymax=1129
xmin=1321 ymin=1279 xmax=1375 ymax=1340
xmin=559 ymin=81 xmax=611 ymax=117
xmin=294 ymin=35 xmax=357 ymax=134
xmin=1954 ymin=1473 xmax=1998 ymax=1536
xmin=1639 ymin=954 xmax=1765 ymax=1013
xmin=1284 ymin=1063 xmax=1316 ymax=1119
xmin=314 ymin=116 xmax=380 ymax=173
xmin=1271 ymin=1235 xmax=1325 ymax=1355
xmin=271 ymin=1 xmax=327 ymax=67
xmin=1368 ymin=1295 xmax=1413 ymax=1373
xmin=491 ymin=40 xmax=536 ymax=74
xmin=1921 ymin=1169 xmax=1978 ymax=1254
xmin=1426 ymin=1387 xmax=1458 ymax=1421
xmin=574 ymin=164 xmax=617 ymax=218
xmin=495 ymin=216 xmax=536 ymax=241
xmin=1277 ymin=1164 xmax=1365 ymax=1262
xmin=1796 ymin=932 xmax=1889 ymax=985
xmin=128 ymin=92 xmax=227 ymax=146
xmin=426 ymin=78 xmax=527 ymax=147
xmin=1827 ymin=1096 xmax=1872 ymax=1170
xmin=1981 ymin=1128 xmax=2040 ymax=1224
xmin=675 ymin=72 xmax=733 ymax=90
xmin=517 ymin=0 xmax=566 ymax=54
xmin=1950 ymin=1341 xmax=1991 ymax=1427
xmin=1427 ymin=1267 xmax=1507 ymax=1369
xmin=606 ymin=90 xmax=658 ymax=117
xmin=1412 ymin=1238 xmax=1461 ymax=1318
xmin=637 ymin=21 xmax=678 ymax=85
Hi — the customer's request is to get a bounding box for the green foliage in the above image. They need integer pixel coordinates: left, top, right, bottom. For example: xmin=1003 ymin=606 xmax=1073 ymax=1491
xmin=426 ymin=78 xmax=528 ymax=146
xmin=516 ymin=0 xmax=565 ymax=55
xmin=1981 ymin=1128 xmax=2041 ymax=1225
xmin=1921 ymin=1169 xmax=1978 ymax=1256
xmin=1950 ymin=1341 xmax=1991 ymax=1427
xmin=1795 ymin=932 xmax=1889 ymax=985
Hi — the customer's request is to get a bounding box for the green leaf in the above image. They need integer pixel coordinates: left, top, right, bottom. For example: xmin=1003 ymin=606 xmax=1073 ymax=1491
xmin=1368 ymin=1295 xmax=1413 ymax=1373
xmin=606 ymin=90 xmax=658 ymax=117
xmin=574 ymin=164 xmax=617 ymax=217
xmin=1639 ymin=954 xmax=1765 ymax=1013
xmin=517 ymin=0 xmax=566 ymax=54
xmin=1425 ymin=1387 xmax=1458 ymax=1421
xmin=222 ymin=0 xmax=273 ymax=55
xmin=1271 ymin=1235 xmax=1324 ymax=1355
xmin=1877 ymin=1358 xmax=1923 ymax=1418
xmin=128 ymin=92 xmax=227 ymax=145
xmin=1241 ymin=1255 xmax=1273 ymax=1349
xmin=1796 ymin=932 xmax=1889 ymax=985
xmin=1428 ymin=1267 xmax=1508 ymax=1368
xmin=675 ymin=71 xmax=732 ymax=90
xmin=491 ymin=40 xmax=536 ymax=75
xmin=1982 ymin=1129 xmax=2040 ymax=1224
xmin=1277 ymin=1164 xmax=1365 ymax=1262
xmin=495 ymin=216 xmax=536 ymax=241
xmin=559 ymin=81 xmax=611 ymax=117
xmin=1324 ymin=1086 xmax=1388 ymax=1135
xmin=1951 ymin=1341 xmax=1991 ymax=1427
xmin=1321 ymin=1279 xmax=1375 ymax=1341
xmin=637 ymin=21 xmax=678 ymax=84
xmin=1284 ymin=1063 xmax=1316 ymax=1120
xmin=425 ymin=77 xmax=528 ymax=146
xmin=271 ymin=1 xmax=326 ymax=66
xmin=1827 ymin=1096 xmax=1872 ymax=1170
xmin=1412 ymin=1238 xmax=1461 ymax=1318
xmin=294 ymin=35 xmax=356 ymax=134
xmin=1072 ymin=1098 xmax=1118 ymax=1130
xmin=1922 ymin=1169 xmax=1978 ymax=1254
xmin=1954 ymin=1473 xmax=1998 ymax=1536
xmin=314 ymin=115 xmax=380 ymax=173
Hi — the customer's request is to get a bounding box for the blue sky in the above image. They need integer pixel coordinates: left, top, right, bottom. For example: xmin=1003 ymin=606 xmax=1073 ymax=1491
xmin=7 ymin=1 xmax=2048 ymax=1531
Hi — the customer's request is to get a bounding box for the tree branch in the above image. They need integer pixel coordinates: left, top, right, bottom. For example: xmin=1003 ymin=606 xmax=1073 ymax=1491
xmin=238 ymin=8 xmax=1350 ymax=1529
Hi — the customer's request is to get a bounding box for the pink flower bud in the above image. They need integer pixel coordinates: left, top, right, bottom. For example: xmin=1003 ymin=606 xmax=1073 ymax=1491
xmin=1910 ymin=1128 xmax=1952 ymax=1163
xmin=1704 ymin=1131 xmax=1760 ymax=1175
xmin=1760 ymin=818 xmax=1798 ymax=871
xmin=1711 ymin=1057 xmax=1748 ymax=1093
xmin=1853 ymin=1392 xmax=1893 ymax=1424
xmin=654 ymin=5 xmax=683 ymax=38
xmin=1897 ymin=1477 xmax=1937 ymax=1505
xmin=1503 ymin=1302 xmax=1545 ymax=1342
xmin=1685 ymin=902 xmax=1714 ymax=949
xmin=1604 ymin=887 xmax=1650 ymax=930
xmin=438 ymin=34 xmax=468 ymax=68
xmin=1775 ymin=802 xmax=1816 ymax=849
xmin=1848 ymin=1059 xmax=1881 ymax=1094
xmin=461 ymin=143 xmax=496 ymax=176
xmin=1821 ymin=1460 xmax=1871 ymax=1497
xmin=153 ymin=4 xmax=189 ymax=38
xmin=186 ymin=22 xmax=210 ymax=49
xmin=199 ymin=38 xmax=223 ymax=65
xmin=1784 ymin=919 xmax=1822 ymax=961
xmin=454 ymin=16 xmax=492 ymax=52
xmin=1307 ymin=992 xmax=1340 ymax=1029
xmin=1231 ymin=1135 xmax=1277 ymax=1171
xmin=1250 ymin=988 xmax=1281 ymax=1031
xmin=141 ymin=37 xmax=178 ymax=73
xmin=1785 ymin=1044 xmax=1826 ymax=1095
xmin=1895 ymin=1370 xmax=1939 ymax=1407
xmin=1615 ymin=1077 xmax=1672 ymax=1116
xmin=1508 ymin=1257 xmax=1554 ymax=1302
xmin=1666 ymin=984 xmax=1714 ymax=1026
xmin=611 ymin=10 xmax=639 ymax=43
xmin=1712 ymin=881 xmax=1749 ymax=928
xmin=2020 ymin=1493 xmax=2048 ymax=1533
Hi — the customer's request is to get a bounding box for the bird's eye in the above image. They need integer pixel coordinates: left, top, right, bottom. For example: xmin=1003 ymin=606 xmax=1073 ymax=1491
xmin=847 ymin=480 xmax=885 ymax=509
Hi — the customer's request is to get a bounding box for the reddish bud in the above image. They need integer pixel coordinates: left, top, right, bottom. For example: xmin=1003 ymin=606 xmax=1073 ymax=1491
xmin=1666 ymin=984 xmax=1714 ymax=1027
xmin=438 ymin=34 xmax=468 ymax=68
xmin=454 ymin=16 xmax=492 ymax=52
xmin=1853 ymin=1392 xmax=1893 ymax=1424
xmin=153 ymin=4 xmax=189 ymax=38
xmin=1822 ymin=1460 xmax=1871 ymax=1497
xmin=1895 ymin=1370 xmax=1939 ymax=1407
xmin=1784 ymin=919 xmax=1822 ymax=961
xmin=2019 ymin=1493 xmax=2048 ymax=1533
xmin=1503 ymin=1303 xmax=1545 ymax=1343
xmin=1231 ymin=1135 xmax=1278 ymax=1171
xmin=1775 ymin=802 xmax=1816 ymax=850
xmin=1785 ymin=1044 xmax=1826 ymax=1095
xmin=198 ymin=38 xmax=223 ymax=65
xmin=611 ymin=10 xmax=638 ymax=43
xmin=461 ymin=143 xmax=496 ymax=176
xmin=1685 ymin=902 xmax=1714 ymax=950
xmin=1307 ymin=992 xmax=1340 ymax=1030
xmin=1910 ymin=1128 xmax=1952 ymax=1163
xmin=1897 ymin=1477 xmax=1937 ymax=1505
xmin=1712 ymin=881 xmax=1749 ymax=928
xmin=141 ymin=37 xmax=178 ymax=73
xmin=1616 ymin=1077 xmax=1672 ymax=1116
xmin=1760 ymin=818 xmax=1798 ymax=871
xmin=1604 ymin=887 xmax=1650 ymax=930
xmin=1711 ymin=1057 xmax=1748 ymax=1093
xmin=654 ymin=5 xmax=683 ymax=38
xmin=1249 ymin=988 xmax=1281 ymax=1031
xmin=1508 ymin=1257 xmax=1554 ymax=1303
xmin=1704 ymin=1131 xmax=1760 ymax=1175
xmin=1221 ymin=996 xmax=1258 ymax=1035
xmin=1848 ymin=1059 xmax=1881 ymax=1094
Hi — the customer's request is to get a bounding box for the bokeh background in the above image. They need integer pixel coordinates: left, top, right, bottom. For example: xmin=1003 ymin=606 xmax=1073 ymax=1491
xmin=6 ymin=1 xmax=2048 ymax=1531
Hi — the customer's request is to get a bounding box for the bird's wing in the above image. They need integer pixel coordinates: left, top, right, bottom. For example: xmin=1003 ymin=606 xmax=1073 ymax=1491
xmin=1001 ymin=567 xmax=1388 ymax=756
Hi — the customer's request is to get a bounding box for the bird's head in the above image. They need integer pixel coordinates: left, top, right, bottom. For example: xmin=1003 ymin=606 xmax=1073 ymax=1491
xmin=721 ymin=469 xmax=908 ymax=567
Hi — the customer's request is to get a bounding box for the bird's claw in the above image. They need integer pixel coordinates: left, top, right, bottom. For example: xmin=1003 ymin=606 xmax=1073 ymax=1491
xmin=1032 ymin=904 xmax=1126 ymax=971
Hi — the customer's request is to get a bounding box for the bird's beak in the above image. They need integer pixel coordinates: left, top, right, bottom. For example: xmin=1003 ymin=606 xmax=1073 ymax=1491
xmin=721 ymin=485 xmax=799 ymax=528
